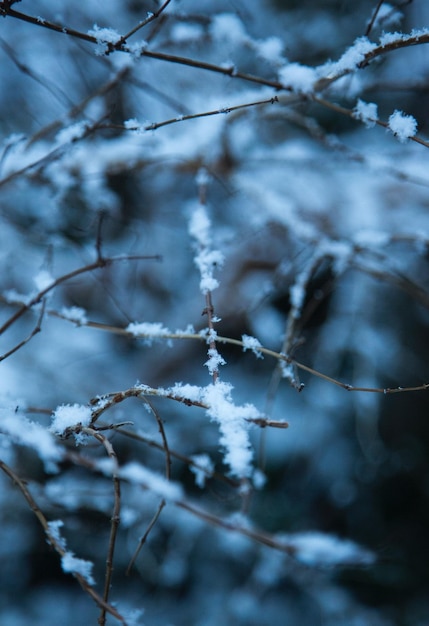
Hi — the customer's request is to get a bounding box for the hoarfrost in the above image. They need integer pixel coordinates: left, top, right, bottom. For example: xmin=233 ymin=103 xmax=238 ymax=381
xmin=278 ymin=63 xmax=317 ymax=94
xmin=190 ymin=453 xmax=214 ymax=488
xmin=50 ymin=404 xmax=92 ymax=436
xmin=126 ymin=321 xmax=172 ymax=344
xmin=0 ymin=409 xmax=62 ymax=470
xmin=352 ymin=99 xmax=378 ymax=128
xmin=189 ymin=204 xmax=224 ymax=295
xmin=204 ymin=348 xmax=226 ymax=375
xmin=33 ymin=269 xmax=54 ymax=292
xmin=61 ymin=551 xmax=96 ymax=585
xmin=286 ymin=531 xmax=375 ymax=568
xmin=203 ymin=382 xmax=260 ymax=479
xmin=119 ymin=461 xmax=184 ymax=501
xmin=388 ymin=110 xmax=418 ymax=142
xmin=242 ymin=334 xmax=264 ymax=359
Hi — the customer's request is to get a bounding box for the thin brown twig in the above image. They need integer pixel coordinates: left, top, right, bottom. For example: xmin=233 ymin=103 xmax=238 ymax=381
xmin=0 ymin=458 xmax=127 ymax=624
xmin=197 ymin=171 xmax=223 ymax=384
xmin=0 ymin=298 xmax=46 ymax=361
xmin=3 ymin=5 xmax=429 ymax=107
xmin=91 ymin=393 xmax=172 ymax=575
xmin=2 ymin=6 xmax=429 ymax=156
xmin=0 ymin=253 xmax=160 ymax=338
xmin=140 ymin=397 xmax=171 ymax=480
xmin=312 ymin=95 xmax=429 ymax=149
xmin=60 ymin=320 xmax=429 ymax=395
xmin=126 ymin=499 xmax=166 ymax=575
xmin=81 ymin=429 xmax=121 ymax=626
xmin=115 ymin=427 xmax=239 ymax=487
xmin=0 ymin=6 xmax=284 ymax=89
xmin=116 ymin=0 xmax=173 ymax=47
xmin=365 ymin=0 xmax=385 ymax=37
xmin=130 ymin=96 xmax=279 ymax=131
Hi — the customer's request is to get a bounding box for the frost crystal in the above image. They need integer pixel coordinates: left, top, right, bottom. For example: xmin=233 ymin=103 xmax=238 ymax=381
xmin=47 ymin=520 xmax=67 ymax=550
xmin=34 ymin=269 xmax=54 ymax=292
xmin=0 ymin=409 xmax=62 ymax=470
xmin=56 ymin=121 xmax=88 ymax=145
xmin=88 ymin=25 xmax=121 ymax=44
xmin=59 ymin=306 xmax=88 ymax=326
xmin=61 ymin=552 xmax=96 ymax=585
xmin=189 ymin=204 xmax=224 ymax=295
xmin=169 ymin=383 xmax=204 ymax=402
xmin=204 ymin=348 xmax=226 ymax=375
xmin=286 ymin=531 xmax=375 ymax=568
xmin=278 ymin=63 xmax=317 ymax=94
xmin=352 ymin=99 xmax=378 ymax=128
xmin=190 ymin=453 xmax=214 ymax=488
xmin=50 ymin=403 xmax=92 ymax=436
xmin=48 ymin=521 xmax=95 ymax=584
xmin=210 ymin=13 xmax=247 ymax=43
xmin=388 ymin=110 xmax=417 ymax=142
xmin=242 ymin=334 xmax=263 ymax=359
xmin=324 ymin=37 xmax=376 ymax=76
xmin=203 ymin=382 xmax=260 ymax=478
xmin=87 ymin=25 xmax=121 ymax=55
xmin=119 ymin=462 xmax=184 ymax=501
xmin=126 ymin=321 xmax=171 ymax=344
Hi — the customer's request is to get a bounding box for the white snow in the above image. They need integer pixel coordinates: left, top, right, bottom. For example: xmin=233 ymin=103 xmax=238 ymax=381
xmin=190 ymin=453 xmax=214 ymax=488
xmin=189 ymin=204 xmax=225 ymax=295
xmin=0 ymin=409 xmax=62 ymax=469
xmin=379 ymin=28 xmax=429 ymax=47
xmin=202 ymin=382 xmax=259 ymax=479
xmin=56 ymin=121 xmax=88 ymax=145
xmin=204 ymin=348 xmax=226 ymax=375
xmin=87 ymin=25 xmax=121 ymax=45
xmin=352 ymin=99 xmax=378 ymax=128
xmin=169 ymin=383 xmax=204 ymax=403
xmin=33 ymin=269 xmax=54 ymax=292
xmin=370 ymin=3 xmax=403 ymax=30
xmin=59 ymin=306 xmax=88 ymax=326
xmin=289 ymin=282 xmax=306 ymax=312
xmin=61 ymin=551 xmax=96 ymax=584
xmin=210 ymin=14 xmax=247 ymax=44
xmin=171 ymin=23 xmax=204 ymax=43
xmin=254 ymin=36 xmax=284 ymax=64
xmin=388 ymin=110 xmax=418 ymax=142
xmin=47 ymin=519 xmax=67 ymax=550
xmin=241 ymin=334 xmax=264 ymax=359
xmin=321 ymin=37 xmax=377 ymax=78
xmin=119 ymin=461 xmax=184 ymax=501
xmin=278 ymin=63 xmax=317 ymax=94
xmin=285 ymin=531 xmax=375 ymax=567
xmin=2 ymin=288 xmax=33 ymax=306
xmin=126 ymin=321 xmax=172 ymax=344
xmin=50 ymin=403 xmax=92 ymax=436
xmin=188 ymin=204 xmax=212 ymax=248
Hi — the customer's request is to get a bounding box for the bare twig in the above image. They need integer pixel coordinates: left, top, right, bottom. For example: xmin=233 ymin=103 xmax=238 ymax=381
xmin=0 ymin=298 xmax=45 ymax=361
xmin=0 ymin=253 xmax=160 ymax=338
xmin=0 ymin=458 xmax=127 ymax=624
xmin=312 ymin=95 xmax=429 ymax=149
xmin=55 ymin=320 xmax=429 ymax=395
xmin=123 ymin=96 xmax=279 ymax=131
xmin=81 ymin=429 xmax=121 ymax=626
xmin=116 ymin=0 xmax=173 ymax=47
xmin=365 ymin=0 xmax=385 ymax=37
xmin=126 ymin=499 xmax=166 ymax=575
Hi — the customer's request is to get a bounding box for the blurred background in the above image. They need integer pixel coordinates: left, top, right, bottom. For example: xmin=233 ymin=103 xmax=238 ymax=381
xmin=0 ymin=1 xmax=429 ymax=624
